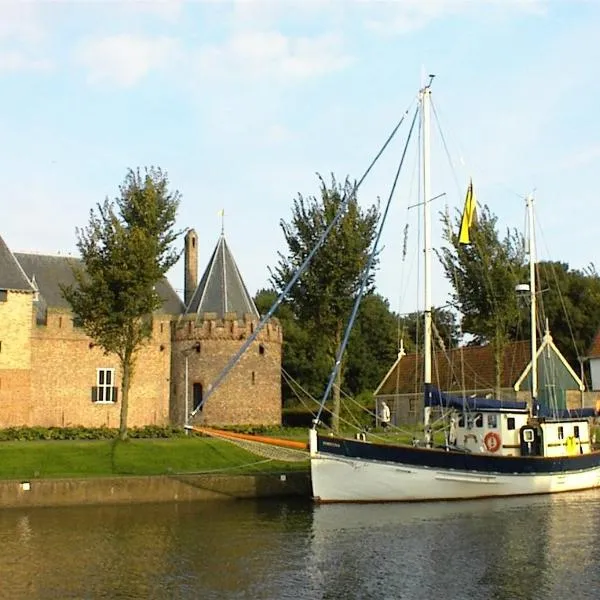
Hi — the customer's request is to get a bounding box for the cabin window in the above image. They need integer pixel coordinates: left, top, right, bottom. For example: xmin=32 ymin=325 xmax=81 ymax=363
xmin=474 ymin=413 xmax=483 ymax=428
xmin=558 ymin=426 xmax=564 ymax=440
xmin=193 ymin=383 xmax=203 ymax=411
xmin=252 ymin=371 xmax=256 ymax=384
xmin=507 ymin=417 xmax=516 ymax=431
xmin=574 ymin=426 xmax=580 ymax=438
xmin=0 ymin=290 xmax=7 ymax=302
xmin=487 ymin=414 xmax=498 ymax=429
xmin=92 ymin=368 xmax=117 ymax=403
xmin=259 ymin=344 xmax=265 ymax=355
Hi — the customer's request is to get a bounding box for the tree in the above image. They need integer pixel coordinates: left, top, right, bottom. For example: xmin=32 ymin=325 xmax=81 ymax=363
xmin=438 ymin=204 xmax=526 ymax=394
xmin=396 ymin=307 xmax=461 ymax=355
xmin=345 ymin=294 xmax=400 ymax=395
xmin=270 ymin=175 xmax=380 ymax=432
xmin=62 ymin=167 xmax=181 ymax=440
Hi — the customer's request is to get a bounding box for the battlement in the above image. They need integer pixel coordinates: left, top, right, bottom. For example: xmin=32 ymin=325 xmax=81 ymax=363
xmin=173 ymin=312 xmax=282 ymax=343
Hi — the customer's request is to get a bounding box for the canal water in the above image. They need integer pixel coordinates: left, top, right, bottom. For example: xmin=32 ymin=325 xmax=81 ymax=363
xmin=1 ymin=489 xmax=599 ymax=599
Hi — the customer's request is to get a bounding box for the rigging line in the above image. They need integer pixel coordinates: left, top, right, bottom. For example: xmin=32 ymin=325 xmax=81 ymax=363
xmin=431 ymin=98 xmax=464 ymax=201
xmin=314 ymin=105 xmax=420 ymax=426
xmin=191 ymin=100 xmax=416 ymax=416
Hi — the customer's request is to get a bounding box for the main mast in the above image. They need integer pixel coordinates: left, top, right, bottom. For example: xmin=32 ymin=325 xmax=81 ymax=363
xmin=526 ymin=194 xmax=538 ymax=413
xmin=422 ymin=75 xmax=434 ymax=445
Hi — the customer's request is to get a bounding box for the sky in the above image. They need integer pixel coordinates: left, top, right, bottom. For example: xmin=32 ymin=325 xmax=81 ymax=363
xmin=1 ymin=0 xmax=599 ymax=317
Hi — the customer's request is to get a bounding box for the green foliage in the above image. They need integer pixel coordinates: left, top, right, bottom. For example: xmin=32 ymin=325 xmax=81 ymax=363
xmin=270 ymin=174 xmax=380 ymax=341
xmin=438 ymin=204 xmax=526 ymax=344
xmin=395 ymin=307 xmax=460 ymax=354
xmin=535 ymin=261 xmax=600 ymax=373
xmin=345 ymin=294 xmax=399 ymax=393
xmin=0 ymin=426 xmax=190 ymax=442
xmin=62 ymin=167 xmax=182 ymax=439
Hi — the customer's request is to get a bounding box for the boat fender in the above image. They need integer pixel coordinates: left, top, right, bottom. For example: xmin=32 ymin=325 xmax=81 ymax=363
xmin=565 ymin=436 xmax=577 ymax=456
xmin=484 ymin=431 xmax=501 ymax=453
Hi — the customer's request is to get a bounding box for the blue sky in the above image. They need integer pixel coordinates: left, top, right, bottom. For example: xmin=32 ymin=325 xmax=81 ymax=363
xmin=1 ymin=0 xmax=599 ymax=315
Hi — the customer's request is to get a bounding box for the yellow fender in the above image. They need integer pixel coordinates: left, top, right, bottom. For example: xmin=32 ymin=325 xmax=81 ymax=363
xmin=565 ymin=436 xmax=578 ymax=456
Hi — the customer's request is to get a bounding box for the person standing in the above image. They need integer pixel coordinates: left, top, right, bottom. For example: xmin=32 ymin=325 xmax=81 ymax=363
xmin=379 ymin=401 xmax=391 ymax=429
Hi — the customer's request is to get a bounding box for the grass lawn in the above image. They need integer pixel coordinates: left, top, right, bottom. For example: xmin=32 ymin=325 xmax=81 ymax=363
xmin=0 ymin=437 xmax=309 ymax=480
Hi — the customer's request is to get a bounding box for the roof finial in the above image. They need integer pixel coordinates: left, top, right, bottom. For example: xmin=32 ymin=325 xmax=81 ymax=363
xmin=218 ymin=208 xmax=225 ymax=235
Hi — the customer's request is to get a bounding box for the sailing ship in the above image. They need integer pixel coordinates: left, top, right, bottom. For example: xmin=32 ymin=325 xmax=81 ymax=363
xmin=308 ymin=78 xmax=600 ymax=502
xmin=188 ymin=76 xmax=600 ymax=503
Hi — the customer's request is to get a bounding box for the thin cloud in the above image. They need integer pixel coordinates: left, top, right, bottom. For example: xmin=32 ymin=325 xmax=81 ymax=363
xmin=0 ymin=51 xmax=53 ymax=73
xmin=0 ymin=2 xmax=45 ymax=43
xmin=365 ymin=0 xmax=547 ymax=36
xmin=196 ymin=31 xmax=352 ymax=82
xmin=76 ymin=34 xmax=180 ymax=87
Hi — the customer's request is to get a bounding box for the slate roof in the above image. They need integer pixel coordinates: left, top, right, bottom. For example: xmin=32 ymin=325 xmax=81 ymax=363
xmin=15 ymin=252 xmax=184 ymax=315
xmin=186 ymin=234 xmax=259 ymax=320
xmin=0 ymin=234 xmax=34 ymax=292
xmin=376 ymin=340 xmax=532 ymax=395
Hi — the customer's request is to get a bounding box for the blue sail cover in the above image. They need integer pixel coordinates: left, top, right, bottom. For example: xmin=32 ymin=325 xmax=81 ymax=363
xmin=424 ymin=385 xmax=597 ymax=418
xmin=424 ymin=384 xmax=528 ymax=411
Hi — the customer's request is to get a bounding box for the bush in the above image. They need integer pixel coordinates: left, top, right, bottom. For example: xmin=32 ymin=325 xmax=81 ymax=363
xmin=0 ymin=425 xmax=189 ymax=442
xmin=282 ymin=407 xmax=331 ymax=428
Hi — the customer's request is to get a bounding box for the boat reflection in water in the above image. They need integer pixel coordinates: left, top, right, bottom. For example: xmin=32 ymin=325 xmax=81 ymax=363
xmin=307 ymin=489 xmax=600 ymax=600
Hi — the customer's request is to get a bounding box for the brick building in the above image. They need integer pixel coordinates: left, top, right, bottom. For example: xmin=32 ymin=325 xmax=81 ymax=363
xmin=0 ymin=229 xmax=282 ymax=429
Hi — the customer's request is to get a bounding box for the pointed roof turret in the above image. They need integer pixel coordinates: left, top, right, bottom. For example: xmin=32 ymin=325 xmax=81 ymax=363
xmin=0 ymin=234 xmax=34 ymax=292
xmin=186 ymin=233 xmax=259 ymax=320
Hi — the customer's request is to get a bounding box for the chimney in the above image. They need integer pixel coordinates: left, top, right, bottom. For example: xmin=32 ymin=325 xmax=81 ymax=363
xmin=184 ymin=229 xmax=198 ymax=307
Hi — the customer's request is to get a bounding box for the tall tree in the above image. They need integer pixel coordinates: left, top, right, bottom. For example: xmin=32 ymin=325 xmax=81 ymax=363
xmin=270 ymin=175 xmax=380 ymax=432
xmin=63 ymin=167 xmax=181 ymax=440
xmin=438 ymin=204 xmax=526 ymax=394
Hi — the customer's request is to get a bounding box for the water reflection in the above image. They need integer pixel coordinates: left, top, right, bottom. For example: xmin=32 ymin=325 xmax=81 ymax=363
xmin=0 ymin=491 xmax=599 ymax=599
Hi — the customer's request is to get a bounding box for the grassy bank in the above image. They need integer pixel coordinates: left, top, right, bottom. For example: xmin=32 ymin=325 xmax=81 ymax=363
xmin=0 ymin=437 xmax=309 ymax=481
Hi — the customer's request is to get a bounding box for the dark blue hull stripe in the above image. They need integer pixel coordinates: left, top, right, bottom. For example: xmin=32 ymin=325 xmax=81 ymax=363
xmin=317 ymin=436 xmax=600 ymax=475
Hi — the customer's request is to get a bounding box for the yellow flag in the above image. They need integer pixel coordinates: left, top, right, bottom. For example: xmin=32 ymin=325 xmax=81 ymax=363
xmin=458 ymin=179 xmax=476 ymax=245
xmin=217 ymin=209 xmax=224 ymax=217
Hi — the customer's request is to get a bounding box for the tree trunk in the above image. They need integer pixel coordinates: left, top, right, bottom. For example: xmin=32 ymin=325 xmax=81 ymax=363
xmin=119 ymin=357 xmax=132 ymax=441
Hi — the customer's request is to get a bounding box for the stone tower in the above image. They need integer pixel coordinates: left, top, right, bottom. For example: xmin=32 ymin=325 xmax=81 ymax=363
xmin=171 ymin=231 xmax=282 ymax=426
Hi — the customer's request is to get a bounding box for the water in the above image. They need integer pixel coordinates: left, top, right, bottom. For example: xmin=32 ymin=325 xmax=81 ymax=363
xmin=1 ymin=490 xmax=600 ymax=599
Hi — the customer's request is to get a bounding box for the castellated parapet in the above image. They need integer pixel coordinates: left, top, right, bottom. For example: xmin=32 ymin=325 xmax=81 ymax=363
xmin=170 ymin=313 xmax=283 ymax=427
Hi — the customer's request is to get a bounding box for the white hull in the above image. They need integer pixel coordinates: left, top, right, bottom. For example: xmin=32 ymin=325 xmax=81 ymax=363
xmin=310 ymin=453 xmax=600 ymax=502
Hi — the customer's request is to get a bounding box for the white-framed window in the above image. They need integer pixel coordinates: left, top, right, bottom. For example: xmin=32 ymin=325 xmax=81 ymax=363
xmin=94 ymin=368 xmax=117 ymax=403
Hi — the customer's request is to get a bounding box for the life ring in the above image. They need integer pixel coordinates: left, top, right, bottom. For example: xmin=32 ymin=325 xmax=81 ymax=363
xmin=484 ymin=432 xmax=501 ymax=453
